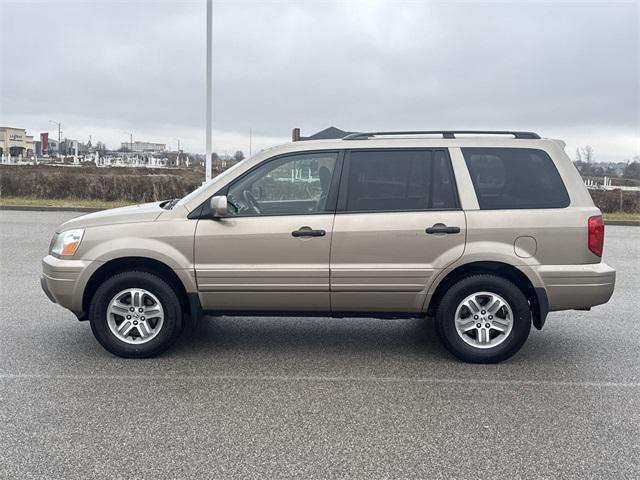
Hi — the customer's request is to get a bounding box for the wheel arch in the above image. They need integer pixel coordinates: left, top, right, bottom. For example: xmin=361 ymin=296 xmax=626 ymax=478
xmin=425 ymin=261 xmax=548 ymax=330
xmin=81 ymin=256 xmax=199 ymax=324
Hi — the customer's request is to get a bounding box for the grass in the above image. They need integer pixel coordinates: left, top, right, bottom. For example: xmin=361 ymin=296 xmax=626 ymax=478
xmin=0 ymin=196 xmax=132 ymax=209
xmin=603 ymin=212 xmax=640 ymax=221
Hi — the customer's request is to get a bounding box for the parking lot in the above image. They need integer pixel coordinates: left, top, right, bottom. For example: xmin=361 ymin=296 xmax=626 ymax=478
xmin=0 ymin=210 xmax=638 ymax=479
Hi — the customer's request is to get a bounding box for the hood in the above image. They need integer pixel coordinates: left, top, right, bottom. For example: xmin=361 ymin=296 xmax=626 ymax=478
xmin=58 ymin=201 xmax=165 ymax=231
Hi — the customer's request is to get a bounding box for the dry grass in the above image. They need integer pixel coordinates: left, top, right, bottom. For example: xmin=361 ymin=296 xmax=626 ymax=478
xmin=603 ymin=212 xmax=640 ymax=221
xmin=0 ymin=196 xmax=131 ymax=209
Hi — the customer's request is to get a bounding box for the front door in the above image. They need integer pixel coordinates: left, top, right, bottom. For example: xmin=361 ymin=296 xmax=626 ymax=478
xmin=194 ymin=151 xmax=341 ymax=312
xmin=330 ymin=149 xmax=466 ymax=313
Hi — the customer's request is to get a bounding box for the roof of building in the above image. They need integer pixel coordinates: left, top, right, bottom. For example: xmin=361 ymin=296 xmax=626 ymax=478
xmin=301 ymin=126 xmax=353 ymax=140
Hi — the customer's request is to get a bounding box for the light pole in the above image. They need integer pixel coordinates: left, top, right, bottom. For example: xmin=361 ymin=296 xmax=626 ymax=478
xmin=205 ymin=0 xmax=213 ymax=182
xmin=48 ymin=120 xmax=61 ymax=156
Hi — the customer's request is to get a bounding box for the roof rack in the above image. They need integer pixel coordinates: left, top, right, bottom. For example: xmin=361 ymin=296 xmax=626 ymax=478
xmin=342 ymin=130 xmax=541 ymax=140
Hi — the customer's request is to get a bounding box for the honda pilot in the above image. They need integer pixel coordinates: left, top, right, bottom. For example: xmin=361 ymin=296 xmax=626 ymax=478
xmin=41 ymin=130 xmax=616 ymax=363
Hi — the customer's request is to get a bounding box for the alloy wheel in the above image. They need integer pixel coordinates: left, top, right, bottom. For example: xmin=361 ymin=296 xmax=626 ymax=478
xmin=106 ymin=288 xmax=165 ymax=344
xmin=454 ymin=291 xmax=514 ymax=349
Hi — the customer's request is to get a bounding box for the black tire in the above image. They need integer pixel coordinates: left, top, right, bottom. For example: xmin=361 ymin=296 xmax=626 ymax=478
xmin=89 ymin=271 xmax=184 ymax=358
xmin=435 ymin=274 xmax=531 ymax=363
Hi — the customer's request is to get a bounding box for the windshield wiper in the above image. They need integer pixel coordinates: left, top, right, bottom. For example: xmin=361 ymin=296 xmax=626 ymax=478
xmin=160 ymin=198 xmax=180 ymax=210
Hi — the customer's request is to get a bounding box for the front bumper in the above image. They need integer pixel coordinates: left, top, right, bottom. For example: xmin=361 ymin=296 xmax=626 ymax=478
xmin=533 ymin=262 xmax=616 ymax=311
xmin=41 ymin=255 xmax=93 ymax=318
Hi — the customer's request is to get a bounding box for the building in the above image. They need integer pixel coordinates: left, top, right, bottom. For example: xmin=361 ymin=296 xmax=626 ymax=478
xmin=59 ymin=138 xmax=80 ymax=156
xmin=121 ymin=141 xmax=166 ymax=153
xmin=48 ymin=138 xmax=59 ymax=155
xmin=292 ymin=126 xmax=353 ymax=141
xmin=0 ymin=127 xmax=36 ymax=160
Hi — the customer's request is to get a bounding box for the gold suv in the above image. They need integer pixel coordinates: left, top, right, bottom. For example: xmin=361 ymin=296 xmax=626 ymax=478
xmin=41 ymin=131 xmax=615 ymax=362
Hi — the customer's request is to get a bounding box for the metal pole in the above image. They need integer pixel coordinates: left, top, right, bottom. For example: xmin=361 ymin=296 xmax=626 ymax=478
xmin=620 ymin=189 xmax=623 ymax=212
xmin=249 ymin=128 xmax=252 ymax=156
xmin=205 ymin=0 xmax=213 ymax=182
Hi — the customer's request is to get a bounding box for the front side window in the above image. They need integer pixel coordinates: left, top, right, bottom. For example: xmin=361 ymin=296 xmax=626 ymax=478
xmin=226 ymin=152 xmax=338 ymax=216
xmin=344 ymin=149 xmax=458 ymax=212
xmin=462 ymin=148 xmax=570 ymax=209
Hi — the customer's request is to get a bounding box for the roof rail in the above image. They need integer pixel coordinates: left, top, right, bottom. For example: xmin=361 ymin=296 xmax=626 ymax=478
xmin=342 ymin=130 xmax=541 ymax=140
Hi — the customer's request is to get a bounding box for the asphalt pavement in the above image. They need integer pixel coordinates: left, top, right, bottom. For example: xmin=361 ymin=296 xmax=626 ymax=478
xmin=0 ymin=210 xmax=638 ymax=479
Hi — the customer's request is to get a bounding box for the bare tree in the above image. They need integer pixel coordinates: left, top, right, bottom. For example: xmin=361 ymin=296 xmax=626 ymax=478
xmin=580 ymin=145 xmax=595 ymax=163
xmin=623 ymin=160 xmax=640 ymax=180
xmin=575 ymin=148 xmax=582 ymax=163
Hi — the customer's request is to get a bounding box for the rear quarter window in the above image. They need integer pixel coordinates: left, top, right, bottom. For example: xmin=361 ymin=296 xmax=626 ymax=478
xmin=462 ymin=147 xmax=570 ymax=209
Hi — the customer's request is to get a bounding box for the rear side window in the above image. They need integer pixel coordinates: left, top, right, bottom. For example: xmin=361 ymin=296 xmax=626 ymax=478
xmin=462 ymin=148 xmax=570 ymax=209
xmin=344 ymin=149 xmax=458 ymax=212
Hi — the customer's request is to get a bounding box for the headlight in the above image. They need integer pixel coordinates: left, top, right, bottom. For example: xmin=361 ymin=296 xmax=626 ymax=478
xmin=51 ymin=229 xmax=85 ymax=256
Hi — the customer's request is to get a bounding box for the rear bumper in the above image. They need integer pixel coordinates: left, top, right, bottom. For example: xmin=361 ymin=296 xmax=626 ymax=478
xmin=41 ymin=255 xmax=92 ymax=318
xmin=533 ymin=262 xmax=616 ymax=311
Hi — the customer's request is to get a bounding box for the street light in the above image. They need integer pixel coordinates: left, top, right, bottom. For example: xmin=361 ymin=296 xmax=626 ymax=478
xmin=205 ymin=0 xmax=213 ymax=182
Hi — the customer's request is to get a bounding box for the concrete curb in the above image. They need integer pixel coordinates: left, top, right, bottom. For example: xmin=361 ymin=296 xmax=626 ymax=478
xmin=1 ymin=205 xmax=640 ymax=226
xmin=605 ymin=220 xmax=640 ymax=226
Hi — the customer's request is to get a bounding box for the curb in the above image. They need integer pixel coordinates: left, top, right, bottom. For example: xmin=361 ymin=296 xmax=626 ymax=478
xmin=605 ymin=220 xmax=640 ymax=226
xmin=0 ymin=205 xmax=102 ymax=213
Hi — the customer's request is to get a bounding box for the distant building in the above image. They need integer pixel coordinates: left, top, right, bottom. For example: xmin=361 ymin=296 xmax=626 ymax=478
xmin=59 ymin=138 xmax=80 ymax=156
xmin=121 ymin=141 xmax=166 ymax=153
xmin=40 ymin=132 xmax=49 ymax=155
xmin=48 ymin=138 xmax=59 ymax=155
xmin=0 ymin=127 xmax=36 ymax=159
xmin=292 ymin=126 xmax=353 ymax=141
xmin=213 ymin=155 xmax=239 ymax=170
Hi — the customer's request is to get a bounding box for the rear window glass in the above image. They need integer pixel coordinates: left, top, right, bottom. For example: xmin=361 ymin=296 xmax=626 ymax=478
xmin=462 ymin=148 xmax=570 ymax=209
xmin=345 ymin=150 xmax=458 ymax=212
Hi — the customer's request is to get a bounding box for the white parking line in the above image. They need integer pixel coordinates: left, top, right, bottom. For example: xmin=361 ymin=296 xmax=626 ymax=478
xmin=0 ymin=373 xmax=638 ymax=388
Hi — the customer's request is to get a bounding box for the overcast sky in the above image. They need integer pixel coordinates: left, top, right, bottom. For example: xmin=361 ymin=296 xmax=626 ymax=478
xmin=1 ymin=0 xmax=639 ymax=160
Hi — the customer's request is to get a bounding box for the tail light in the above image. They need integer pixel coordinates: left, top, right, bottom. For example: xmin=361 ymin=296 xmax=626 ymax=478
xmin=588 ymin=215 xmax=604 ymax=257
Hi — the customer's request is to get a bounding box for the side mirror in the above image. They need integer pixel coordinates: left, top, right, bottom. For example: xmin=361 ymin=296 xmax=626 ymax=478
xmin=209 ymin=195 xmax=228 ymax=218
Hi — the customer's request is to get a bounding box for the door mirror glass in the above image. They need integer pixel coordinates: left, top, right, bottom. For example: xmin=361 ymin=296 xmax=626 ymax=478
xmin=209 ymin=195 xmax=228 ymax=218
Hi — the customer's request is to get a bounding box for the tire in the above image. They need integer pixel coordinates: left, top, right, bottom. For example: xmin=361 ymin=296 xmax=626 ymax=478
xmin=89 ymin=271 xmax=184 ymax=358
xmin=435 ymin=274 xmax=531 ymax=363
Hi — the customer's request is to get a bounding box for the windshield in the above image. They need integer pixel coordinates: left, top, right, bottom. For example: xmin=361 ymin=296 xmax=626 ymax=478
xmin=176 ymin=160 xmax=247 ymax=207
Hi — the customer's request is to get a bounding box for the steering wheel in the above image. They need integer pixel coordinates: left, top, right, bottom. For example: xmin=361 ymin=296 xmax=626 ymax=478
xmin=242 ymin=190 xmax=262 ymax=214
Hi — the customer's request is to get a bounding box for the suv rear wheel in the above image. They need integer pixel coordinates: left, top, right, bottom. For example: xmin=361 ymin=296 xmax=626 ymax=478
xmin=89 ymin=271 xmax=184 ymax=358
xmin=435 ymin=274 xmax=531 ymax=363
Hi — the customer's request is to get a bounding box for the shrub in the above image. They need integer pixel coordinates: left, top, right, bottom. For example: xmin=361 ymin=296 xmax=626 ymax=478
xmin=588 ymin=189 xmax=640 ymax=213
xmin=0 ymin=165 xmax=204 ymax=203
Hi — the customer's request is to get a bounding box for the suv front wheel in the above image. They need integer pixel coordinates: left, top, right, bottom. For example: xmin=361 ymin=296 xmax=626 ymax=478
xmin=435 ymin=274 xmax=531 ymax=363
xmin=89 ymin=271 xmax=184 ymax=358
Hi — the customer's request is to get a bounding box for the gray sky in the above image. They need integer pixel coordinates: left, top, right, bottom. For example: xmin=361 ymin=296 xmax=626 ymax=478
xmin=1 ymin=0 xmax=639 ymax=160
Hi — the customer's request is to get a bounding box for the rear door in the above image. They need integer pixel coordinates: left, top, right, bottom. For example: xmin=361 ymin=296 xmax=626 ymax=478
xmin=330 ymin=149 xmax=466 ymax=313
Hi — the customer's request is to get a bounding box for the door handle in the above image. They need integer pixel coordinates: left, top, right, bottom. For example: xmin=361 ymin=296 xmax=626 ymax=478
xmin=425 ymin=224 xmax=461 ymax=235
xmin=292 ymin=228 xmax=326 ymax=238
